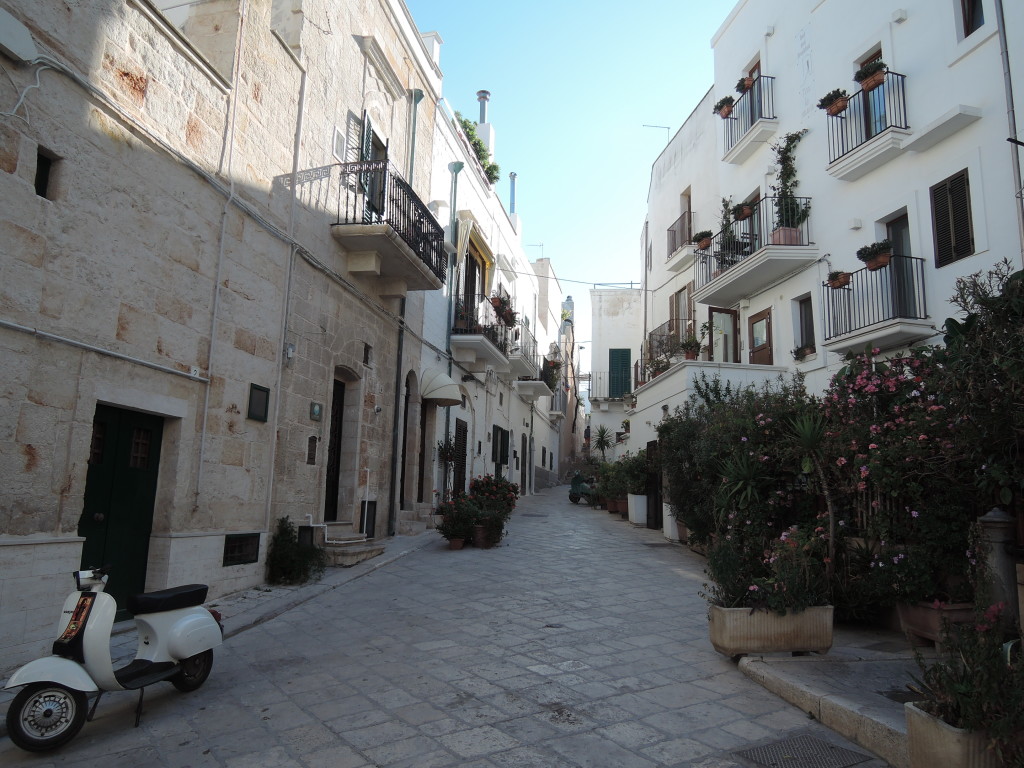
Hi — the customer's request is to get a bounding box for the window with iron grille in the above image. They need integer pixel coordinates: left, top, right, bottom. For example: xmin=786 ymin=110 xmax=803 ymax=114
xmin=223 ymin=533 xmax=260 ymax=566
xmin=930 ymin=169 xmax=974 ymax=267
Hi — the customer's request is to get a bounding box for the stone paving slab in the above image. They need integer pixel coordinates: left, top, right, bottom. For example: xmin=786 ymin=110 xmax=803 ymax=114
xmin=1 ymin=489 xmax=904 ymax=766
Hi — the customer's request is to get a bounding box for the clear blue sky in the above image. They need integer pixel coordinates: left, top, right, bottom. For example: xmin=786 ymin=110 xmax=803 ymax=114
xmin=404 ymin=0 xmax=733 ymax=365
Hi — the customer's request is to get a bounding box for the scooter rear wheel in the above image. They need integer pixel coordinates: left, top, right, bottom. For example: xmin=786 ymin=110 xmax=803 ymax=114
xmin=171 ymin=649 xmax=213 ymax=692
xmin=6 ymin=682 xmax=87 ymax=752
xmin=568 ymin=493 xmax=581 ymax=504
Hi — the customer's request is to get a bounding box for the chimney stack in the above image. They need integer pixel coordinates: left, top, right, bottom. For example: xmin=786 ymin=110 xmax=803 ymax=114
xmin=509 ymin=172 xmax=517 ymax=214
xmin=476 ymin=90 xmax=490 ymax=124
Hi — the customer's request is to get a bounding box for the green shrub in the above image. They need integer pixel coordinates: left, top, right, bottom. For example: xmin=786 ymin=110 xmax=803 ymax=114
xmin=266 ymin=516 xmax=326 ymax=585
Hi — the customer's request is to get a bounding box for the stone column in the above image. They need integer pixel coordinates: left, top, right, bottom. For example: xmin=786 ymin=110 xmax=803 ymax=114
xmin=978 ymin=507 xmax=1019 ymax=627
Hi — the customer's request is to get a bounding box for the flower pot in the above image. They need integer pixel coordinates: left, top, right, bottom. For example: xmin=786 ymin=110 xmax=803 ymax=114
xmin=897 ymin=601 xmax=974 ymax=650
xmin=858 ymin=70 xmax=886 ymax=92
xmin=489 ymin=296 xmax=502 ymax=309
xmin=864 ymin=252 xmax=892 ymax=271
xmin=684 ymin=350 xmax=698 ymax=360
xmin=627 ymin=494 xmax=647 ymax=526
xmin=739 ymin=76 xmax=754 ymax=91
xmin=770 ymin=226 xmax=802 ymax=245
xmin=606 ymin=497 xmax=620 ymax=514
xmin=905 ymin=701 xmax=1000 ymax=768
xmin=448 ymin=538 xmax=465 ymax=550
xmin=708 ymin=605 xmax=834 ymax=657
xmin=825 ymin=96 xmax=850 ymax=116
xmin=734 ymin=205 xmax=753 ymax=222
xmin=696 ymin=237 xmax=712 ymax=250
xmin=718 ymin=104 xmax=733 ymax=119
xmin=827 ymin=273 xmax=851 ymax=289
xmin=472 ymin=524 xmax=487 ymax=548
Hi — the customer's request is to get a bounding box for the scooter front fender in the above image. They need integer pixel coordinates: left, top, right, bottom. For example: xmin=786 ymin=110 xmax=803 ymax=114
xmin=4 ymin=656 xmax=98 ymax=693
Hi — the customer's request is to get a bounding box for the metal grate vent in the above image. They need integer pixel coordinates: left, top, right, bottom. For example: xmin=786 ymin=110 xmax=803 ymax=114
xmin=736 ymin=735 xmax=871 ymax=768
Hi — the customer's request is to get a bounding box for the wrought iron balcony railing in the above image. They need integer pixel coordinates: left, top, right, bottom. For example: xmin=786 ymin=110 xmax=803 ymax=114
xmin=825 ymin=71 xmax=908 ymax=164
xmin=694 ymin=195 xmax=812 ymax=287
xmin=452 ymin=294 xmax=511 ymax=355
xmin=666 ymin=211 xmax=692 ymax=256
xmin=509 ymin=321 xmax=539 ymax=365
xmin=334 ymin=160 xmax=447 ymax=283
xmin=724 ymin=75 xmax=776 ymax=154
xmin=821 ymin=255 xmax=927 ymax=340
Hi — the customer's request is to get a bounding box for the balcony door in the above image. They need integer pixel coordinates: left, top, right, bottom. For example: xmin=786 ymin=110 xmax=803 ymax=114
xmin=748 ymin=308 xmax=773 ymax=365
xmin=886 ymin=214 xmax=918 ymax=318
xmin=708 ymin=308 xmax=739 ymax=363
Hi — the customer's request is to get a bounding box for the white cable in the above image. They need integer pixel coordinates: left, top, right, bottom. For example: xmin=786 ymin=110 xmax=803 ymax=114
xmin=0 ymin=63 xmax=51 ymax=123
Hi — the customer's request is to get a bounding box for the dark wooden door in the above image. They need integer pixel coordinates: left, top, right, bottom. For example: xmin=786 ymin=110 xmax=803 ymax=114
xmin=324 ymin=380 xmax=345 ymax=522
xmin=79 ymin=404 xmax=163 ymax=611
xmin=748 ymin=308 xmax=773 ymax=365
xmin=453 ymin=418 xmax=468 ymax=496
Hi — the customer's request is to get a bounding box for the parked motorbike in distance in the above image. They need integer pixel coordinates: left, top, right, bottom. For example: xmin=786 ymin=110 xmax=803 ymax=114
xmin=568 ymin=472 xmax=597 ymax=505
xmin=4 ymin=567 xmax=223 ymax=752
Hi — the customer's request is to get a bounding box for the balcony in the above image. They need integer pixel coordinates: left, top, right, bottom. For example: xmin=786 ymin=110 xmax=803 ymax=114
xmin=822 ymin=255 xmax=933 ymax=354
xmin=665 ymin=212 xmax=697 ymax=273
xmin=825 ymin=71 xmax=910 ymax=181
xmin=330 ymin=160 xmax=447 ymax=296
xmin=507 ymin=320 xmax=540 ymax=379
xmin=723 ymin=75 xmax=778 ymax=164
xmin=693 ymin=196 xmax=819 ymax=306
xmin=450 ymin=294 xmax=511 ymax=372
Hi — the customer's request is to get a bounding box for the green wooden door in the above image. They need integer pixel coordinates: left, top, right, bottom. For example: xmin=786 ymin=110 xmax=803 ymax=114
xmin=79 ymin=404 xmax=164 ymax=612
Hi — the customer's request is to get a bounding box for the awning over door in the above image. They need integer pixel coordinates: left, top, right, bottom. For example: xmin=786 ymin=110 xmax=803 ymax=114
xmin=421 ymin=367 xmax=462 ymax=406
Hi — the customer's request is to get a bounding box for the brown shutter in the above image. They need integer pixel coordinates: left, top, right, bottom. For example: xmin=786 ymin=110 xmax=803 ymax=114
xmin=932 ymin=170 xmax=973 ymax=267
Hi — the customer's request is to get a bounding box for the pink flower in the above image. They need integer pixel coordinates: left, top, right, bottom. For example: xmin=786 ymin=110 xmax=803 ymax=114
xmin=836 ymin=457 xmax=847 ymax=466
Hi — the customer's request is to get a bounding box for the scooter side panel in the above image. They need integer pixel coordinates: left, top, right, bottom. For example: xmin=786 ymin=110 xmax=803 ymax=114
xmin=4 ymin=657 xmax=99 ymax=692
xmin=135 ymin=608 xmax=222 ymax=663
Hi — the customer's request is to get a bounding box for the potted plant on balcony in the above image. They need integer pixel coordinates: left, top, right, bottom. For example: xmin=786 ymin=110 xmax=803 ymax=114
xmin=856 ymin=239 xmax=892 ymax=271
xmin=854 ymin=60 xmax=887 ymax=92
xmin=817 ymin=88 xmax=850 ymax=116
xmin=826 ymin=270 xmax=851 ymax=289
xmin=735 ymin=76 xmax=754 ymax=94
xmin=680 ymin=323 xmax=708 ymax=360
xmin=693 ymin=230 xmax=714 ymax=250
xmin=541 ymin=358 xmax=562 ymax=391
xmin=713 ymin=95 xmax=735 ymax=119
xmin=770 ymin=129 xmax=810 ymax=245
xmin=731 ymin=202 xmax=754 ymax=222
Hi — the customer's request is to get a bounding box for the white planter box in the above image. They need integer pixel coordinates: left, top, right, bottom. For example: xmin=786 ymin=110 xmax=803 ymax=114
xmin=663 ymin=513 xmax=680 ymax=542
xmin=627 ymin=494 xmax=647 ymax=526
xmin=905 ymin=701 xmax=1000 ymax=768
xmin=708 ymin=604 xmax=833 ymax=657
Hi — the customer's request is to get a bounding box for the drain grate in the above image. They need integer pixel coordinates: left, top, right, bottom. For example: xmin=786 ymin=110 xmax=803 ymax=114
xmin=736 ymin=735 xmax=871 ymax=768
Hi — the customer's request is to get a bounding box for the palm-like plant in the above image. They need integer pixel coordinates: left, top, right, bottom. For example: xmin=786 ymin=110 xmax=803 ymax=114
xmin=593 ymin=425 xmax=612 ymax=461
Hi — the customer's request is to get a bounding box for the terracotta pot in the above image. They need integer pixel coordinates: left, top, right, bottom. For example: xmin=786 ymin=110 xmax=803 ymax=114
xmin=770 ymin=226 xmax=802 ymax=245
xmin=740 ymin=76 xmax=754 ymax=91
xmin=472 ymin=524 xmax=486 ymax=548
xmin=858 ymin=70 xmax=886 ymax=92
xmin=825 ymin=97 xmax=850 ymax=116
xmin=734 ymin=206 xmax=753 ymax=222
xmin=696 ymin=237 xmax=712 ymax=250
xmin=684 ymin=350 xmax=698 ymax=360
xmin=905 ymin=702 xmax=1001 ymax=768
xmin=864 ymin=252 xmax=892 ymax=271
xmin=718 ymin=104 xmax=733 ymax=120
xmin=448 ymin=538 xmax=465 ymax=550
xmin=827 ymin=273 xmax=851 ymax=289
xmin=708 ymin=604 xmax=834 ymax=657
xmin=606 ymin=497 xmax=620 ymax=514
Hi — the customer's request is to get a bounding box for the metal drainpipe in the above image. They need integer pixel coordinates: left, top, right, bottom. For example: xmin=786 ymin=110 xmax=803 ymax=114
xmin=442 ymin=161 xmax=464 ymax=500
xmin=408 ymin=89 xmax=424 ymax=182
xmin=387 ymin=297 xmax=406 ymax=536
xmin=995 ymin=0 xmax=1024 ymax=268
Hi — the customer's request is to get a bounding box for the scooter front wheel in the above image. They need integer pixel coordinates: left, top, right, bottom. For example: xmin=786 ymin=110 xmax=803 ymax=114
xmin=6 ymin=682 xmax=87 ymax=752
xmin=568 ymin=493 xmax=581 ymax=504
xmin=171 ymin=649 xmax=213 ymax=692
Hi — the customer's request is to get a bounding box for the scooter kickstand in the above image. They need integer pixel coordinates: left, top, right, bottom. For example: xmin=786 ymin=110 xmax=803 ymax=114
xmin=87 ymin=691 xmax=104 ymax=722
xmin=134 ymin=687 xmax=145 ymax=727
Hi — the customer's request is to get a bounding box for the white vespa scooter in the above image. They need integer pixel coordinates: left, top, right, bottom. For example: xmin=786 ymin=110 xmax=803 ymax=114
xmin=4 ymin=567 xmax=223 ymax=752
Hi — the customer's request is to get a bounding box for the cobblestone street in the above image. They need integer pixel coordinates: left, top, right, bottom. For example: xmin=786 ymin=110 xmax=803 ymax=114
xmin=1 ymin=490 xmax=890 ymax=767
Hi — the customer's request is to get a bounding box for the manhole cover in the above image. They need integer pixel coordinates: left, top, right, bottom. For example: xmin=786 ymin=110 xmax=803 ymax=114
xmin=736 ymin=735 xmax=871 ymax=768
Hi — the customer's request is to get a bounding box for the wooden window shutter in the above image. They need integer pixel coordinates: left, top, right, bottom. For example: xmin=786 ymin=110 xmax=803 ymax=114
xmin=608 ymin=348 xmax=631 ymax=399
xmin=931 ymin=169 xmax=974 ymax=267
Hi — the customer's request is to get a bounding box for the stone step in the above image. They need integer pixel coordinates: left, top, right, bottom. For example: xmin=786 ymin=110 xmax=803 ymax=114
xmin=325 ymin=541 xmax=385 ymax=567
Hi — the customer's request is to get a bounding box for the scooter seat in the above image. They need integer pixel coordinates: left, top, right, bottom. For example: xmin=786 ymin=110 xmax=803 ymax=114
xmin=127 ymin=584 xmax=209 ymax=615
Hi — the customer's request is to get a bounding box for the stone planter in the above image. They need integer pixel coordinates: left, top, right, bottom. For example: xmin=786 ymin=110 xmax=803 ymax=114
xmin=627 ymin=494 xmax=647 ymax=526
xmin=905 ymin=701 xmax=1000 ymax=768
xmin=897 ymin=601 xmax=974 ymax=651
xmin=708 ymin=605 xmax=834 ymax=657
xmin=663 ymin=509 xmax=684 ymax=543
xmin=770 ymin=226 xmax=802 ymax=245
